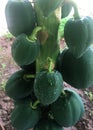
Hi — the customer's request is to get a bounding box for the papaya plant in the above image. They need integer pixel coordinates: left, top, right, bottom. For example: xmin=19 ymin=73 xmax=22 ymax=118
xmin=4 ymin=0 xmax=93 ymax=129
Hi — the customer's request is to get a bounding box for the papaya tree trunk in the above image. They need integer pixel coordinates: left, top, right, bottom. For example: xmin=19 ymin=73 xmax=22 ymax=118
xmin=34 ymin=2 xmax=62 ymax=72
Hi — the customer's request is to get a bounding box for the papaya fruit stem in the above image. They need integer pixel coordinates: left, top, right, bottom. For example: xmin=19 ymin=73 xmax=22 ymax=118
xmin=23 ymin=74 xmax=35 ymax=81
xmin=48 ymin=112 xmax=54 ymax=120
xmin=27 ymin=26 xmax=42 ymax=42
xmin=47 ymin=57 xmax=54 ymax=72
xmin=31 ymin=100 xmax=40 ymax=109
xmin=61 ymin=89 xmax=66 ymax=96
xmin=70 ymin=0 xmax=80 ymax=19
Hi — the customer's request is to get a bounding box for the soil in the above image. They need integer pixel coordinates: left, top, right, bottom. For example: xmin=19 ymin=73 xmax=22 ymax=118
xmin=0 ymin=36 xmax=93 ymax=130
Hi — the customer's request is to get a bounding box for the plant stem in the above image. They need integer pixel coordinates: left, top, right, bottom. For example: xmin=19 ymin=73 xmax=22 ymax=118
xmin=23 ymin=74 xmax=35 ymax=81
xmin=47 ymin=57 xmax=54 ymax=72
xmin=31 ymin=100 xmax=40 ymax=109
xmin=34 ymin=4 xmax=62 ymax=72
xmin=71 ymin=0 xmax=80 ymax=19
xmin=27 ymin=26 xmax=42 ymax=42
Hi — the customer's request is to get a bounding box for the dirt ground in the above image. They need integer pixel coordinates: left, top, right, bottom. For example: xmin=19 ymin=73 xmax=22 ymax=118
xmin=0 ymin=36 xmax=93 ymax=130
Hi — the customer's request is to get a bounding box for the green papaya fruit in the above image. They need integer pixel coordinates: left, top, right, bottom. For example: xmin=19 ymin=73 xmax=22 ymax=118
xmin=56 ymin=46 xmax=93 ymax=89
xmin=51 ymin=88 xmax=85 ymax=127
xmin=5 ymin=0 xmax=36 ymax=36
xmin=64 ymin=1 xmax=93 ymax=58
xmin=84 ymin=16 xmax=93 ymax=43
xmin=64 ymin=17 xmax=88 ymax=58
xmin=64 ymin=16 xmax=93 ymax=58
xmin=12 ymin=34 xmax=40 ymax=66
xmin=34 ymin=119 xmax=63 ymax=130
xmin=34 ymin=70 xmax=64 ymax=105
xmin=11 ymin=100 xmax=41 ymax=130
xmin=5 ymin=70 xmax=34 ymax=100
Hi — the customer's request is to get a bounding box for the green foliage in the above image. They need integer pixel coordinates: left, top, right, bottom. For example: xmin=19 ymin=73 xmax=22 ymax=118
xmin=0 ymin=80 xmax=6 ymax=90
xmin=84 ymin=91 xmax=93 ymax=101
xmin=2 ymin=32 xmax=13 ymax=39
xmin=0 ymin=61 xmax=7 ymax=90
xmin=58 ymin=17 xmax=70 ymax=39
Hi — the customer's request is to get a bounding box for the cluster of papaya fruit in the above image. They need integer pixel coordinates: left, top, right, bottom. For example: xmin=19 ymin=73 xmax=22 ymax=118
xmin=56 ymin=0 xmax=93 ymax=89
xmin=4 ymin=0 xmax=93 ymax=130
